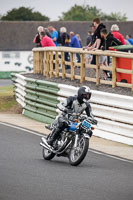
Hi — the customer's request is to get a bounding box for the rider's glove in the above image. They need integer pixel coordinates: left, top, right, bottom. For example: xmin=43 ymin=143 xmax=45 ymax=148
xmin=63 ymin=108 xmax=68 ymax=113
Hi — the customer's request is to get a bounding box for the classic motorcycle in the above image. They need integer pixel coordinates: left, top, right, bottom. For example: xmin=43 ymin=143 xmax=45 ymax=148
xmin=40 ymin=113 xmax=97 ymax=166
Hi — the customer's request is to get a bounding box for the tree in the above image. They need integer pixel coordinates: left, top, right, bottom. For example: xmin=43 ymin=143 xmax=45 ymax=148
xmin=59 ymin=5 xmax=101 ymax=21
xmin=0 ymin=7 xmax=49 ymax=21
xmin=101 ymin=12 xmax=127 ymax=22
xmin=59 ymin=4 xmax=127 ymax=22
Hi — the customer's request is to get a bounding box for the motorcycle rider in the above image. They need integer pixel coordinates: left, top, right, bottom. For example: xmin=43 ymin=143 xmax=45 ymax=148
xmin=46 ymin=86 xmax=95 ymax=146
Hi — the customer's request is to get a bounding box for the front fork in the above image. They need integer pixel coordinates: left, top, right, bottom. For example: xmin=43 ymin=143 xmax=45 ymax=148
xmin=73 ymin=129 xmax=92 ymax=148
xmin=73 ymin=134 xmax=79 ymax=148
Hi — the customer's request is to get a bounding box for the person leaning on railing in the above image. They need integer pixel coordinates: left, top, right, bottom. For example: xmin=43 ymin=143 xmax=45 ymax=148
xmin=100 ymin=28 xmax=123 ymax=80
xmin=40 ymin=31 xmax=56 ymax=47
xmin=100 ymin=28 xmax=123 ymax=51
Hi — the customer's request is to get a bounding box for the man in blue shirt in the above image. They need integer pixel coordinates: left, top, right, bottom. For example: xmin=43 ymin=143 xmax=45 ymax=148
xmin=126 ymin=34 xmax=133 ymax=45
xmin=70 ymin=32 xmax=81 ymax=48
xmin=48 ymin=26 xmax=58 ymax=46
xmin=70 ymin=32 xmax=81 ymax=62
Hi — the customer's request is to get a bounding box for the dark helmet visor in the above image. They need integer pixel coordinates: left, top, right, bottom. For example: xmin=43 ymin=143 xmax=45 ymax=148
xmin=83 ymin=92 xmax=91 ymax=100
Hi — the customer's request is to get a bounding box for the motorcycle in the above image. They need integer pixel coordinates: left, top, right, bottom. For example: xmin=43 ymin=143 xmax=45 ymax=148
xmin=40 ymin=113 xmax=97 ymax=166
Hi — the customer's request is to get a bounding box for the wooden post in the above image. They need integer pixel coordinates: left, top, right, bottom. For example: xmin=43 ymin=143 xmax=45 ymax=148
xmin=46 ymin=51 xmax=50 ymax=77
xmin=112 ymin=56 xmax=117 ymax=88
xmin=35 ymin=51 xmax=40 ymax=74
xmin=33 ymin=51 xmax=37 ymax=74
xmin=132 ymin=59 xmax=133 ymax=91
xmin=80 ymin=53 xmax=85 ymax=83
xmin=39 ymin=51 xmax=44 ymax=74
xmin=96 ymin=55 xmax=100 ymax=85
xmin=55 ymin=51 xmax=59 ymax=77
xmin=50 ymin=51 xmax=53 ymax=78
xmin=61 ymin=51 xmax=66 ymax=78
xmin=43 ymin=51 xmax=47 ymax=76
xmin=70 ymin=53 xmax=75 ymax=80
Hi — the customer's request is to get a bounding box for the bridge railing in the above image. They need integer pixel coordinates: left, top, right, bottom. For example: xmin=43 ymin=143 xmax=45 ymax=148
xmin=33 ymin=46 xmax=133 ymax=91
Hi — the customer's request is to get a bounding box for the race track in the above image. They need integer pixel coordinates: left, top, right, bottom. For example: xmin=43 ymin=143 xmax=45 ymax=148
xmin=0 ymin=79 xmax=12 ymax=87
xmin=0 ymin=123 xmax=133 ymax=200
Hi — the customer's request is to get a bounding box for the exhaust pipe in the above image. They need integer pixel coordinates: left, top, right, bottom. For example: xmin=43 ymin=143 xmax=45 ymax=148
xmin=40 ymin=142 xmax=51 ymax=151
xmin=40 ymin=137 xmax=53 ymax=152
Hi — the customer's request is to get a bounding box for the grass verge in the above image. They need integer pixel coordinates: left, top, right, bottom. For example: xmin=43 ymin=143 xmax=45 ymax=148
xmin=0 ymin=85 xmax=21 ymax=113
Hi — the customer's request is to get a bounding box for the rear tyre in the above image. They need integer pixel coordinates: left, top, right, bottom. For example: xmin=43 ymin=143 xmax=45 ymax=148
xmin=69 ymin=137 xmax=89 ymax=166
xmin=42 ymin=148 xmax=55 ymax=160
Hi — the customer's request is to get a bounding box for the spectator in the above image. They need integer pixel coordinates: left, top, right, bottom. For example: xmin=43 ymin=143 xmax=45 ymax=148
xmin=84 ymin=31 xmax=93 ymax=64
xmin=60 ymin=27 xmax=70 ymax=69
xmin=48 ymin=26 xmax=58 ymax=46
xmin=86 ymin=31 xmax=93 ymax=46
xmin=126 ymin=34 xmax=133 ymax=45
xmin=100 ymin=28 xmax=123 ymax=50
xmin=125 ymin=39 xmax=130 ymax=45
xmin=60 ymin=27 xmax=70 ymax=47
xmin=76 ymin=34 xmax=82 ymax=47
xmin=88 ymin=18 xmax=106 ymax=51
xmin=111 ymin=24 xmax=126 ymax=45
xmin=70 ymin=31 xmax=81 ymax=63
xmin=87 ymin=18 xmax=106 ymax=66
xmin=33 ymin=26 xmax=44 ymax=47
xmin=44 ymin=28 xmax=51 ymax=38
xmin=100 ymin=28 xmax=123 ymax=80
xmin=69 ymin=32 xmax=81 ymax=48
xmin=40 ymin=31 xmax=56 ymax=47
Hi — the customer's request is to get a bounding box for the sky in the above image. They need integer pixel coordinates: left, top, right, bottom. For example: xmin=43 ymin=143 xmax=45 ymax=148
xmin=0 ymin=0 xmax=133 ymax=21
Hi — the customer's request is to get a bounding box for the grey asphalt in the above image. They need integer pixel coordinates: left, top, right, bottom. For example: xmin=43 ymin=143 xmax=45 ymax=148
xmin=0 ymin=123 xmax=133 ymax=200
xmin=0 ymin=79 xmax=12 ymax=87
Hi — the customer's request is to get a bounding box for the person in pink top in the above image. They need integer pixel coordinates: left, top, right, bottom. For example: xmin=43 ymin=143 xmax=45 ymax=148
xmin=111 ymin=24 xmax=126 ymax=45
xmin=40 ymin=31 xmax=56 ymax=47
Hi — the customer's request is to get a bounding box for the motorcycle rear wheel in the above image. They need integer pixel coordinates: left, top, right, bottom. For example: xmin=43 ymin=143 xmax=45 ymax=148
xmin=69 ymin=137 xmax=89 ymax=166
xmin=42 ymin=148 xmax=55 ymax=160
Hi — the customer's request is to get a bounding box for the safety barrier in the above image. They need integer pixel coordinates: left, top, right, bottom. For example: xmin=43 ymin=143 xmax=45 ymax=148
xmin=11 ymin=73 xmax=133 ymax=146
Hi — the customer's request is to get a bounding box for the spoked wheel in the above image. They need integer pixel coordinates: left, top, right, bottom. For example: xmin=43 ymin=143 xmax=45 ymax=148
xmin=69 ymin=137 xmax=89 ymax=166
xmin=42 ymin=148 xmax=55 ymax=160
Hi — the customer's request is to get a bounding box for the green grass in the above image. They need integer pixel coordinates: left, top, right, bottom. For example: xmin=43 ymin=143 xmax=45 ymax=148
xmin=0 ymin=85 xmax=18 ymax=112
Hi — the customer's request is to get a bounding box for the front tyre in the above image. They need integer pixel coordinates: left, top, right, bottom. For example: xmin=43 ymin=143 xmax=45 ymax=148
xmin=42 ymin=148 xmax=55 ymax=160
xmin=69 ymin=137 xmax=89 ymax=166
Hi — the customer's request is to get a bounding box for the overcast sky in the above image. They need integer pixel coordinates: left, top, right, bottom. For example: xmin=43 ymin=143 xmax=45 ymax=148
xmin=0 ymin=0 xmax=133 ymax=21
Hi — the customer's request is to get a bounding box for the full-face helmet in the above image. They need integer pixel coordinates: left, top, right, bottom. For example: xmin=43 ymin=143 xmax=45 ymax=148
xmin=77 ymin=86 xmax=91 ymax=103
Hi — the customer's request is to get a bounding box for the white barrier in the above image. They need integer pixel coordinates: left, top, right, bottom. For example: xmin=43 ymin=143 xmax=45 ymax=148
xmin=12 ymin=73 xmax=133 ymax=146
xmin=92 ymin=104 xmax=133 ymax=125
xmin=58 ymin=83 xmax=133 ymax=145
xmin=91 ymin=91 xmax=133 ymax=111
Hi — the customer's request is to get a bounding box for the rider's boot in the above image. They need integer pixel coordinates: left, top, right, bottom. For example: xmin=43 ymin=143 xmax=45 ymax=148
xmin=47 ymin=128 xmax=61 ymax=146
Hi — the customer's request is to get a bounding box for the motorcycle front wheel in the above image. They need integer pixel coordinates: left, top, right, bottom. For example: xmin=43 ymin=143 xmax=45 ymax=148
xmin=42 ymin=148 xmax=55 ymax=160
xmin=69 ymin=137 xmax=89 ymax=166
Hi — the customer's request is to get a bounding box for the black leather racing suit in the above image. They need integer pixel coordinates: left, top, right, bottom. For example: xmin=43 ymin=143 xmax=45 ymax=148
xmin=48 ymin=95 xmax=93 ymax=145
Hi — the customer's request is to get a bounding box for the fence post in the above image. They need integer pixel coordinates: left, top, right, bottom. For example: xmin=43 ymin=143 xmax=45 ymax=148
xmin=132 ymin=59 xmax=133 ymax=91
xmin=70 ymin=52 xmax=75 ymax=80
xmin=39 ymin=51 xmax=44 ymax=74
xmin=33 ymin=51 xmax=36 ymax=73
xmin=80 ymin=53 xmax=85 ymax=83
xmin=112 ymin=56 xmax=117 ymax=88
xmin=50 ymin=51 xmax=53 ymax=78
xmin=55 ymin=51 xmax=59 ymax=77
xmin=33 ymin=51 xmax=40 ymax=74
xmin=96 ymin=55 xmax=100 ymax=85
xmin=46 ymin=51 xmax=50 ymax=77
xmin=43 ymin=51 xmax=47 ymax=76
xmin=61 ymin=51 xmax=66 ymax=78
